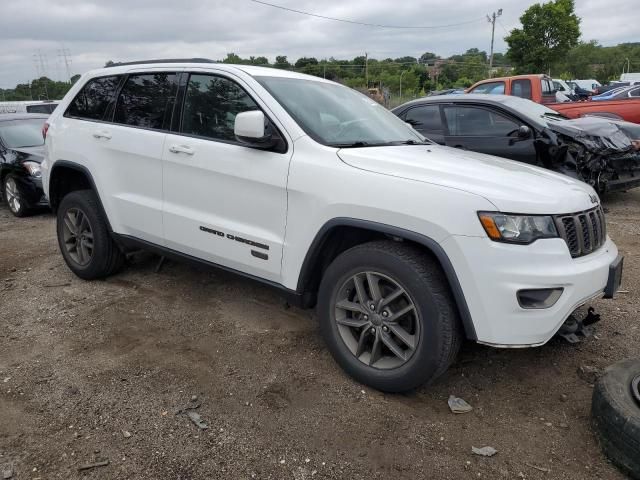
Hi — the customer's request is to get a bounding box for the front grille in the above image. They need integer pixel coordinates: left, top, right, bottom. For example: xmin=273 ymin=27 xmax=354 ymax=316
xmin=555 ymin=206 xmax=606 ymax=258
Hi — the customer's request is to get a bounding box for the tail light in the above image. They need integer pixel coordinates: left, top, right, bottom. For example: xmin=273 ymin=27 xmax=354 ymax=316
xmin=42 ymin=122 xmax=49 ymax=141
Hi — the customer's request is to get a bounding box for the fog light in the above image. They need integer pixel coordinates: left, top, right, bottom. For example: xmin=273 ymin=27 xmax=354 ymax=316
xmin=517 ymin=288 xmax=564 ymax=309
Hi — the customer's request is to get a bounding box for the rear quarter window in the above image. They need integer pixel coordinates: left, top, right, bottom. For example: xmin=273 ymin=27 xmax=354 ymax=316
xmin=512 ymin=79 xmax=532 ymax=100
xmin=65 ymin=76 xmax=121 ymax=121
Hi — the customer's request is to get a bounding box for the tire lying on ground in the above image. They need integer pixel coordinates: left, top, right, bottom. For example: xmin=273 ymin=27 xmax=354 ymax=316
xmin=591 ymin=358 xmax=640 ymax=479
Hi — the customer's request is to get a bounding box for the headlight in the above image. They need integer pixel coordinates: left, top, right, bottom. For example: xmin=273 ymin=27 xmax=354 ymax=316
xmin=478 ymin=212 xmax=558 ymax=244
xmin=22 ymin=161 xmax=41 ymax=178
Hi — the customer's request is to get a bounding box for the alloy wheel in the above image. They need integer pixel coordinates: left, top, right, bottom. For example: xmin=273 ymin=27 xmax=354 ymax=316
xmin=5 ymin=177 xmax=21 ymax=214
xmin=633 ymin=375 xmax=640 ymax=407
xmin=334 ymin=271 xmax=420 ymax=369
xmin=61 ymin=207 xmax=94 ymax=266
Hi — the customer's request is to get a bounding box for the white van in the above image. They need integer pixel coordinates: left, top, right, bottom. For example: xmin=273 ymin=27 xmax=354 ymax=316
xmin=0 ymin=101 xmax=59 ymax=115
xmin=570 ymin=79 xmax=601 ymax=93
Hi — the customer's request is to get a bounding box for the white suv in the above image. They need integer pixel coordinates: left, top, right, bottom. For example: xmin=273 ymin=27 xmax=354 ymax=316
xmin=42 ymin=60 xmax=623 ymax=392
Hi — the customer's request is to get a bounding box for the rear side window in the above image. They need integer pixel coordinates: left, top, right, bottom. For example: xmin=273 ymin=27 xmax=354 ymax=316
xmin=469 ymin=81 xmax=505 ymax=95
xmin=26 ymin=103 xmax=57 ymax=114
xmin=181 ymin=74 xmax=258 ymax=142
xmin=114 ymin=73 xmax=179 ymax=130
xmin=512 ymin=79 xmax=532 ymax=100
xmin=404 ymin=105 xmax=443 ymax=133
xmin=65 ymin=76 xmax=121 ymax=120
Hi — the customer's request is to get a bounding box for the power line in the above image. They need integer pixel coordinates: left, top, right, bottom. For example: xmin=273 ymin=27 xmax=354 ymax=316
xmin=249 ymin=0 xmax=485 ymax=29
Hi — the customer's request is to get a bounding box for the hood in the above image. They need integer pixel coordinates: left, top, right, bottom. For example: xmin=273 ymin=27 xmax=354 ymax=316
xmin=545 ymin=117 xmax=638 ymax=155
xmin=338 ymin=144 xmax=598 ymax=214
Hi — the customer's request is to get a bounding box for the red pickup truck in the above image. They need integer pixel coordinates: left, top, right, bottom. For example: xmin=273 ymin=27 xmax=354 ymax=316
xmin=468 ymin=74 xmax=640 ymax=124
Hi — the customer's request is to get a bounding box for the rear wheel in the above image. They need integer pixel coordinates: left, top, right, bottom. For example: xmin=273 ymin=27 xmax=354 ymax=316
xmin=56 ymin=190 xmax=124 ymax=279
xmin=3 ymin=175 xmax=29 ymax=217
xmin=318 ymin=240 xmax=462 ymax=392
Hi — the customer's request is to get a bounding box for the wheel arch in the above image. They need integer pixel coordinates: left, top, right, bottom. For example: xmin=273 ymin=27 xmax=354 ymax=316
xmin=297 ymin=218 xmax=477 ymax=340
xmin=48 ymin=160 xmax=113 ymax=231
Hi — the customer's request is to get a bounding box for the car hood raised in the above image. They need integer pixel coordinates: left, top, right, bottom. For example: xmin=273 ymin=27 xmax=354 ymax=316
xmin=338 ymin=144 xmax=598 ymax=214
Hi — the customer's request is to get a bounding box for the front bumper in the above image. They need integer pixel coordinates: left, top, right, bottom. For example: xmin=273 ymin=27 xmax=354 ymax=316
xmin=441 ymin=234 xmax=620 ymax=347
xmin=15 ymin=176 xmax=47 ymax=208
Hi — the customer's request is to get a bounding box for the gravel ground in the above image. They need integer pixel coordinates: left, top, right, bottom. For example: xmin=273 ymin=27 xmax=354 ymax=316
xmin=1 ymin=190 xmax=639 ymax=480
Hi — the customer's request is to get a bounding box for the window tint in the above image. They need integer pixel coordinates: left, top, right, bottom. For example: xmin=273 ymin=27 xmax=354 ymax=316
xmin=444 ymin=106 xmax=519 ymax=137
xmin=65 ymin=76 xmax=120 ymax=120
xmin=470 ymin=81 xmax=505 ymax=95
xmin=114 ymin=73 xmax=178 ymax=130
xmin=181 ymin=74 xmax=258 ymax=141
xmin=512 ymin=79 xmax=532 ymax=100
xmin=26 ymin=103 xmax=57 ymax=114
xmin=404 ymin=105 xmax=443 ymax=133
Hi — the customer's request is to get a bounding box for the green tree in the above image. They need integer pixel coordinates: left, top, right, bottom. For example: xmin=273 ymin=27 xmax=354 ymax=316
xmin=274 ymin=55 xmax=290 ymax=69
xmin=506 ymin=0 xmax=581 ymax=73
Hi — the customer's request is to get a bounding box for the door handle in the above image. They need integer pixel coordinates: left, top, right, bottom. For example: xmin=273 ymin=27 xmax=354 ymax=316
xmin=169 ymin=145 xmax=195 ymax=155
xmin=92 ymin=131 xmax=112 ymax=140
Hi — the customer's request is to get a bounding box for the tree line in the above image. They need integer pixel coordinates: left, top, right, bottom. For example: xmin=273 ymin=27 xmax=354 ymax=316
xmin=1 ymin=0 xmax=638 ymax=103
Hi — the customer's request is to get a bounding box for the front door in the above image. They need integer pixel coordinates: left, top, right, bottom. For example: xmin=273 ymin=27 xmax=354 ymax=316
xmin=162 ymin=72 xmax=291 ymax=282
xmin=442 ymin=105 xmax=537 ymax=164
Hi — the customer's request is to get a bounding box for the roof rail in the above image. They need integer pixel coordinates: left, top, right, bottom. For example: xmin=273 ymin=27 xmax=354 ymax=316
xmin=105 ymin=58 xmax=217 ymax=67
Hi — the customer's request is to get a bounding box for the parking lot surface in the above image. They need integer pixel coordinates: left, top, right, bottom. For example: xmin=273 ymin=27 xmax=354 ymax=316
xmin=1 ymin=191 xmax=639 ymax=479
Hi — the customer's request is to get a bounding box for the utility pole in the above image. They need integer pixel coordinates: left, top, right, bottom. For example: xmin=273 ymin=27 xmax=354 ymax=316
xmin=58 ymin=47 xmax=72 ymax=83
xmin=487 ymin=9 xmax=503 ymax=73
xmin=365 ymin=52 xmax=368 ymax=89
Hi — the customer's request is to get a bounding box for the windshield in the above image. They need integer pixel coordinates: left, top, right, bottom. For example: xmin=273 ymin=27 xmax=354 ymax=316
xmin=0 ymin=119 xmax=45 ymax=148
xmin=255 ymin=76 xmax=425 ymax=147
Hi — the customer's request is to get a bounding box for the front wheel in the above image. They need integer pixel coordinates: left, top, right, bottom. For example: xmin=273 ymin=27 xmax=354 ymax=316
xmin=3 ymin=174 xmax=29 ymax=217
xmin=317 ymin=240 xmax=462 ymax=392
xmin=56 ymin=190 xmax=124 ymax=279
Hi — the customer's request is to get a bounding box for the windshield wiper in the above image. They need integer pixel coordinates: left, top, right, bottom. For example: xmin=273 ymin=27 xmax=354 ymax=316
xmin=331 ymin=140 xmax=430 ymax=148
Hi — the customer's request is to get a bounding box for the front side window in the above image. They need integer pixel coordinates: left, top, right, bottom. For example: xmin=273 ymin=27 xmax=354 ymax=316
xmin=0 ymin=119 xmax=46 ymax=148
xmin=404 ymin=105 xmax=443 ymax=133
xmin=114 ymin=73 xmax=178 ymax=130
xmin=469 ymin=81 xmax=505 ymax=95
xmin=65 ymin=76 xmax=120 ymax=120
xmin=181 ymin=74 xmax=258 ymax=141
xmin=255 ymin=76 xmax=424 ymax=147
xmin=512 ymin=79 xmax=532 ymax=100
xmin=443 ymin=106 xmax=519 ymax=137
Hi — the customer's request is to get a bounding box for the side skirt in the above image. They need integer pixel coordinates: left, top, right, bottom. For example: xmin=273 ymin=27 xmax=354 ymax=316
xmin=112 ymin=233 xmax=308 ymax=308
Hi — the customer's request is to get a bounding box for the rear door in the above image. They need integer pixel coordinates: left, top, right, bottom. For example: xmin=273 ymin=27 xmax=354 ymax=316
xmin=100 ymin=70 xmax=180 ymax=244
xmin=442 ymin=104 xmax=537 ymax=164
xmin=60 ymin=73 xmax=169 ymax=243
xmin=161 ymin=70 xmax=291 ymax=282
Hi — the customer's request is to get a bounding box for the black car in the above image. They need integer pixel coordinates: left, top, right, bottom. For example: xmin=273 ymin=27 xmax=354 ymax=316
xmin=392 ymin=94 xmax=640 ymax=194
xmin=0 ymin=114 xmax=49 ymax=216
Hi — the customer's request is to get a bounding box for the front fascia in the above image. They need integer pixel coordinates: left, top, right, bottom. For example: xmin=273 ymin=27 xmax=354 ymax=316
xmin=440 ymin=234 xmax=619 ymax=346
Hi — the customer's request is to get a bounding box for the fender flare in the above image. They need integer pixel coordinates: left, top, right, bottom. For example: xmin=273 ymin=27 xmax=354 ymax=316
xmin=297 ymin=218 xmax=477 ymax=340
xmin=49 ymin=160 xmax=113 ymax=232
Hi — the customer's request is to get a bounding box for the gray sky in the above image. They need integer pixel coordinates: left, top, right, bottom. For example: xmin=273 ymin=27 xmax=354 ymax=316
xmin=1 ymin=0 xmax=638 ymax=88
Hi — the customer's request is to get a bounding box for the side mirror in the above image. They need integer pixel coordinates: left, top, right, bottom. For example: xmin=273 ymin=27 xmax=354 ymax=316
xmin=234 ymin=111 xmax=277 ymax=149
xmin=517 ymin=125 xmax=531 ymax=138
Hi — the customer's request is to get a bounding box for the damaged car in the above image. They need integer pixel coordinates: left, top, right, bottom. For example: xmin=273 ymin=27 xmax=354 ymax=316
xmin=392 ymin=94 xmax=640 ymax=194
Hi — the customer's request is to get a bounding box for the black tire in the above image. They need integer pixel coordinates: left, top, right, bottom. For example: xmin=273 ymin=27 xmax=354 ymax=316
xmin=317 ymin=240 xmax=462 ymax=392
xmin=592 ymin=358 xmax=640 ymax=479
xmin=3 ymin=174 xmax=30 ymax=217
xmin=56 ymin=190 xmax=124 ymax=280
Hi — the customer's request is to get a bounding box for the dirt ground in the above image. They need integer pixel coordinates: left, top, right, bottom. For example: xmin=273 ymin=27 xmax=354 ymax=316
xmin=1 ymin=191 xmax=639 ymax=480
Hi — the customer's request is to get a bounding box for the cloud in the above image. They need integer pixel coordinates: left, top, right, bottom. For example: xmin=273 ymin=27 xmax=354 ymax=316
xmin=0 ymin=0 xmax=638 ymax=88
